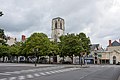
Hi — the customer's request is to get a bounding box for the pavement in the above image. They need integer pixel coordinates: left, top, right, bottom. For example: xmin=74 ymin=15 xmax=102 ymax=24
xmin=0 ymin=63 xmax=120 ymax=80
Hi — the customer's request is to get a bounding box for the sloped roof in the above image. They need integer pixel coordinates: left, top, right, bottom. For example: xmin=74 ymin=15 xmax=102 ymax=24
xmin=52 ymin=17 xmax=64 ymax=20
xmin=111 ymin=40 xmax=120 ymax=46
xmin=90 ymin=44 xmax=99 ymax=51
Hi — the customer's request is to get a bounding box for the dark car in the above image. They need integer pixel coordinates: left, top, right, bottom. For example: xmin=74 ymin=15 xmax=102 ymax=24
xmin=116 ymin=62 xmax=120 ymax=65
xmin=39 ymin=57 xmax=48 ymax=64
xmin=61 ymin=61 xmax=72 ymax=64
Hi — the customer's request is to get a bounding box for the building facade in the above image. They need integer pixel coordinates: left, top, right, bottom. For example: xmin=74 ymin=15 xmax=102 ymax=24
xmin=6 ymin=37 xmax=17 ymax=46
xmin=97 ymin=40 xmax=120 ymax=64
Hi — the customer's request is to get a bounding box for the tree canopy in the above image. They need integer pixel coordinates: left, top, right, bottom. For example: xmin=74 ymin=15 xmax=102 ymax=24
xmin=59 ymin=33 xmax=91 ymax=63
xmin=21 ymin=33 xmax=51 ymax=57
xmin=0 ymin=30 xmax=91 ymax=64
xmin=0 ymin=29 xmax=7 ymax=45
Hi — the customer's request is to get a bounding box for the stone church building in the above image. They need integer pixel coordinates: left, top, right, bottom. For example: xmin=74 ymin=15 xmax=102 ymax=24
xmin=50 ymin=17 xmax=65 ymax=42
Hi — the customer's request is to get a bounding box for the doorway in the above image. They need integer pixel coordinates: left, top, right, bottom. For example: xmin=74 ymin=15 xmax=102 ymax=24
xmin=113 ymin=56 xmax=116 ymax=64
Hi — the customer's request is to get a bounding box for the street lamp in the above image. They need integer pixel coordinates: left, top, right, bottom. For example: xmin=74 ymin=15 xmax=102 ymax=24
xmin=33 ymin=48 xmax=39 ymax=67
xmin=80 ymin=53 xmax=83 ymax=66
xmin=94 ymin=50 xmax=97 ymax=64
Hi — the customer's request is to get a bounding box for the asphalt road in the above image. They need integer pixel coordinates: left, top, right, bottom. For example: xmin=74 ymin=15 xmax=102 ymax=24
xmin=0 ymin=63 xmax=120 ymax=80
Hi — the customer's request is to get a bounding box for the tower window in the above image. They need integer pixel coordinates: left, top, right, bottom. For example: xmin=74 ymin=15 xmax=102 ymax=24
xmin=60 ymin=22 xmax=62 ymax=29
xmin=55 ymin=21 xmax=57 ymax=29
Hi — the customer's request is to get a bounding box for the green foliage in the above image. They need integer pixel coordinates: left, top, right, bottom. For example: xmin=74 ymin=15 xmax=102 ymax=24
xmin=21 ymin=33 xmax=50 ymax=57
xmin=59 ymin=32 xmax=91 ymax=62
xmin=0 ymin=29 xmax=7 ymax=45
xmin=9 ymin=43 xmax=20 ymax=56
xmin=0 ymin=45 xmax=9 ymax=57
xmin=48 ymin=41 xmax=59 ymax=56
xmin=0 ymin=30 xmax=91 ymax=64
xmin=77 ymin=32 xmax=91 ymax=55
xmin=59 ymin=33 xmax=83 ymax=57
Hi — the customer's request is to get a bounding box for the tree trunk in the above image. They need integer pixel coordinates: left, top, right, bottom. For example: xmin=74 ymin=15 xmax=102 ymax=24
xmin=69 ymin=55 xmax=73 ymax=64
xmin=3 ymin=56 xmax=5 ymax=62
xmin=81 ymin=56 xmax=82 ymax=66
xmin=37 ymin=56 xmax=39 ymax=63
xmin=10 ymin=56 xmax=12 ymax=63
xmin=49 ymin=55 xmax=51 ymax=64
xmin=16 ymin=56 xmax=18 ymax=63
xmin=63 ymin=56 xmax=64 ymax=62
xmin=72 ymin=55 xmax=73 ymax=64
xmin=79 ymin=55 xmax=80 ymax=64
xmin=70 ymin=55 xmax=73 ymax=64
xmin=25 ymin=56 xmax=28 ymax=63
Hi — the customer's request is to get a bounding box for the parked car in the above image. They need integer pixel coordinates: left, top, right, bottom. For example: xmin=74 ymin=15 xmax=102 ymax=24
xmin=116 ymin=62 xmax=120 ymax=65
xmin=39 ymin=57 xmax=48 ymax=64
xmin=60 ymin=60 xmax=72 ymax=64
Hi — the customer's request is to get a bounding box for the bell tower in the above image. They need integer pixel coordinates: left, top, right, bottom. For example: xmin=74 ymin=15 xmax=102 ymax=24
xmin=51 ymin=17 xmax=65 ymax=42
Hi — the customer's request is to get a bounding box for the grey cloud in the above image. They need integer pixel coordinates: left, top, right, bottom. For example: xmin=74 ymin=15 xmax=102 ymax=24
xmin=0 ymin=0 xmax=120 ymax=47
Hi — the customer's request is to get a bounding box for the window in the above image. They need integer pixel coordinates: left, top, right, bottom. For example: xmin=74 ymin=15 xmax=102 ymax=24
xmin=60 ymin=22 xmax=62 ymax=29
xmin=55 ymin=21 xmax=57 ymax=29
xmin=98 ymin=54 xmax=102 ymax=58
xmin=95 ymin=57 xmax=97 ymax=59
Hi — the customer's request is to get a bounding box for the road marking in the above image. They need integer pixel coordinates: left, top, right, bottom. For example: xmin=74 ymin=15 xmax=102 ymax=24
xmin=0 ymin=66 xmax=65 ymax=76
xmin=0 ymin=68 xmax=79 ymax=80
xmin=45 ymin=72 xmax=51 ymax=74
xmin=23 ymin=70 xmax=34 ymax=72
xmin=40 ymin=73 xmax=46 ymax=75
xmin=0 ymin=78 xmax=7 ymax=80
xmin=5 ymin=71 xmax=20 ymax=74
xmin=18 ymin=76 xmax=25 ymax=80
xmin=0 ymin=73 xmax=11 ymax=75
xmin=9 ymin=77 xmax=17 ymax=80
xmin=54 ymin=70 xmax=60 ymax=73
xmin=34 ymin=73 xmax=40 ymax=77
xmin=57 ymin=70 xmax=63 ymax=72
xmin=26 ymin=74 xmax=34 ymax=78
xmin=49 ymin=71 xmax=55 ymax=73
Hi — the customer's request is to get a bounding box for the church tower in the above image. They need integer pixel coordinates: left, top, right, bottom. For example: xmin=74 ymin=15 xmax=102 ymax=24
xmin=51 ymin=17 xmax=65 ymax=42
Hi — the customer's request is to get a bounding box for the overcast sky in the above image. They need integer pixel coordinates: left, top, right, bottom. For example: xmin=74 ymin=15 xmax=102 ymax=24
xmin=0 ymin=0 xmax=120 ymax=48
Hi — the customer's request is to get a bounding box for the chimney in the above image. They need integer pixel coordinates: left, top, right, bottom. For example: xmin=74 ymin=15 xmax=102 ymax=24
xmin=109 ymin=40 xmax=112 ymax=46
xmin=15 ymin=38 xmax=17 ymax=41
xmin=22 ymin=35 xmax=26 ymax=41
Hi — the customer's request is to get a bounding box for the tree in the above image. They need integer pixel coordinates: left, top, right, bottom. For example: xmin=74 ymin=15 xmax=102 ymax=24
xmin=8 ymin=42 xmax=21 ymax=62
xmin=0 ymin=45 xmax=9 ymax=62
xmin=21 ymin=33 xmax=50 ymax=62
xmin=59 ymin=33 xmax=91 ymax=64
xmin=59 ymin=33 xmax=82 ymax=63
xmin=47 ymin=41 xmax=59 ymax=63
xmin=77 ymin=32 xmax=91 ymax=65
xmin=0 ymin=29 xmax=7 ymax=45
xmin=77 ymin=32 xmax=91 ymax=55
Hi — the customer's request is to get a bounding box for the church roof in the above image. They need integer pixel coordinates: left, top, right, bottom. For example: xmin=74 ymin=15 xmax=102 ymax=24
xmin=90 ymin=44 xmax=100 ymax=51
xmin=111 ymin=40 xmax=120 ymax=46
xmin=52 ymin=17 xmax=64 ymax=20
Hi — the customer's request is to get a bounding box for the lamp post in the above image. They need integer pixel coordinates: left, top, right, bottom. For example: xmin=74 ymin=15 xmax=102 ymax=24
xmin=94 ymin=50 xmax=97 ymax=64
xmin=33 ymin=48 xmax=38 ymax=67
xmin=80 ymin=53 xmax=83 ymax=66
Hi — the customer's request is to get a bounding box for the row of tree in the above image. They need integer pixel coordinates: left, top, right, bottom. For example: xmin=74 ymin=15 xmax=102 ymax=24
xmin=0 ymin=30 xmax=91 ymax=64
